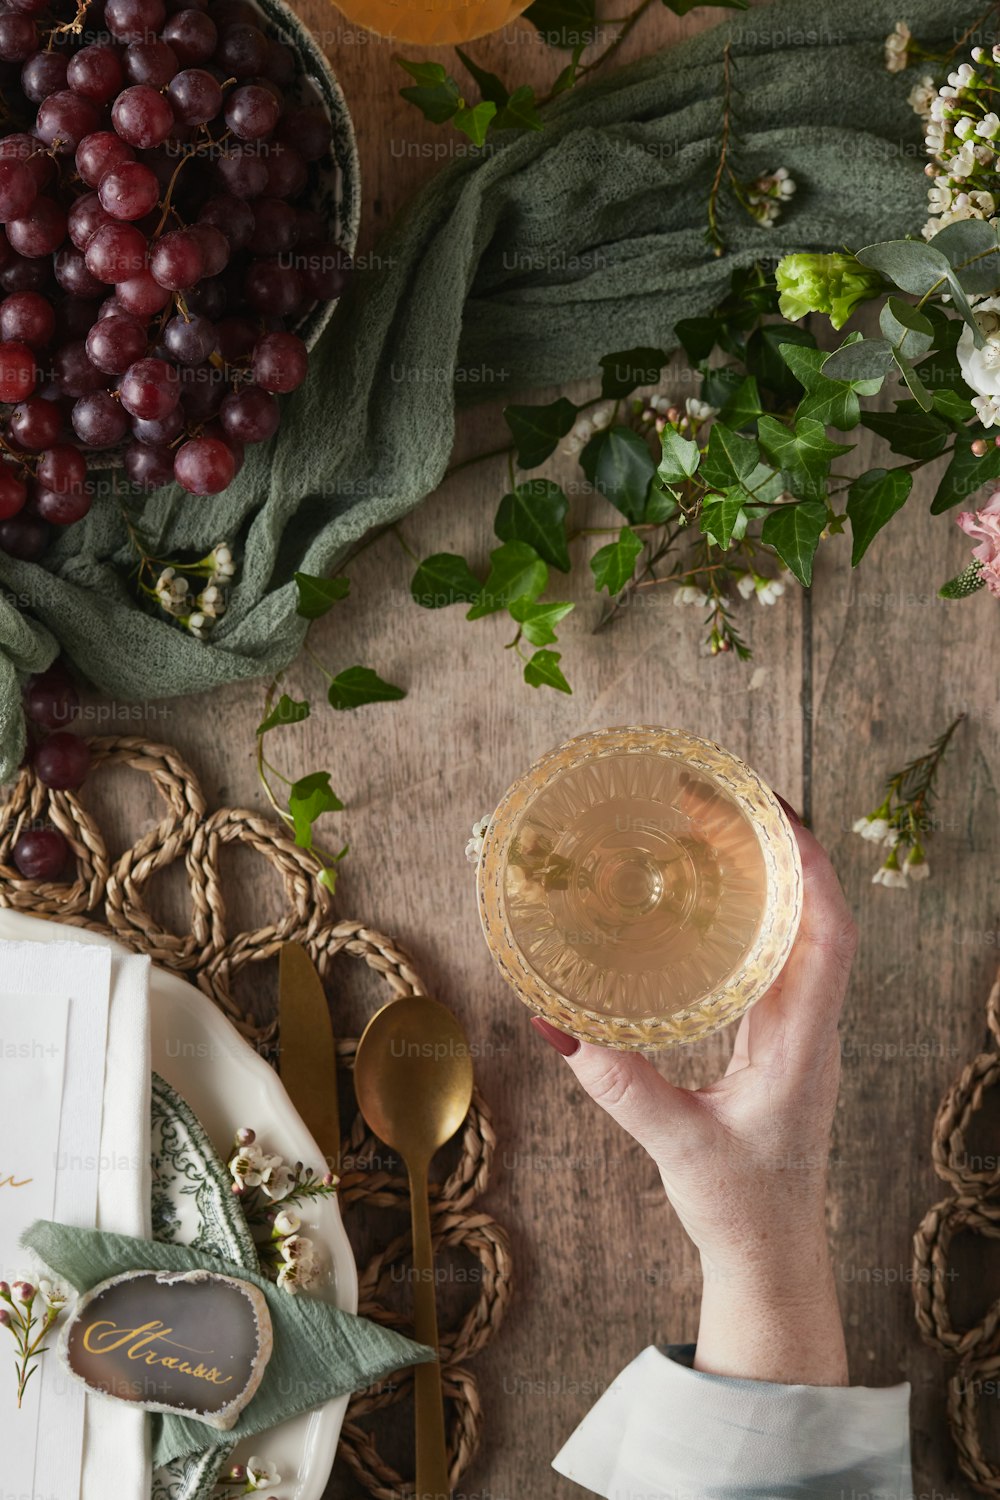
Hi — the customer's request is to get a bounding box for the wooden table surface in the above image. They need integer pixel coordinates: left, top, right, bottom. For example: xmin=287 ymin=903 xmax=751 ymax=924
xmin=83 ymin=3 xmax=1000 ymax=1496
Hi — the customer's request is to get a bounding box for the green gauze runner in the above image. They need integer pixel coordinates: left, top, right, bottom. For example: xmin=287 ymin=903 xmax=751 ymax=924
xmin=0 ymin=0 xmax=977 ymax=777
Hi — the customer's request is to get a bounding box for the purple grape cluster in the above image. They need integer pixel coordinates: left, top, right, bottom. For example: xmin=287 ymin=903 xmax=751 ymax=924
xmin=10 ymin=658 xmax=86 ymax=880
xmin=0 ymin=0 xmax=350 ymax=561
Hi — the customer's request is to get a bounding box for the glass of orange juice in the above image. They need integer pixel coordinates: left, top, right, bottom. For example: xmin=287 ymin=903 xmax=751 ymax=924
xmin=332 ymin=0 xmax=534 ymax=45
xmin=476 ymin=728 xmax=803 ymax=1049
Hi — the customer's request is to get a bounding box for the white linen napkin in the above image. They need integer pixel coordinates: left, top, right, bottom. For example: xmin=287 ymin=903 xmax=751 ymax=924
xmin=0 ymin=915 xmax=152 ymax=1500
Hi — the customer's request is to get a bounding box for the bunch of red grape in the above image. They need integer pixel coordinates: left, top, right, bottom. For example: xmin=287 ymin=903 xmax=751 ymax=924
xmin=0 ymin=0 xmax=350 ymax=562
xmin=10 ymin=657 xmax=85 ymax=879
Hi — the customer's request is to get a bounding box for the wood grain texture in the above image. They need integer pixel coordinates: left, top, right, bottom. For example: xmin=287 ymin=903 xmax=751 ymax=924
xmin=80 ymin=3 xmax=1000 ymax=1496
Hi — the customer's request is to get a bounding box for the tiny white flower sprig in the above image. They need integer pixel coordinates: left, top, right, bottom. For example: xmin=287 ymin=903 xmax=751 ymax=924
xmin=465 ymin=814 xmax=491 ymax=865
xmin=0 ymin=1277 xmax=70 ymax=1408
xmin=216 ymin=1453 xmax=282 ymax=1494
xmin=228 ymin=1127 xmax=339 ymax=1295
xmin=121 ymin=505 xmax=237 ymax=637
xmin=854 ymin=714 xmax=965 ymax=889
xmin=705 ymin=41 xmax=796 ymax=254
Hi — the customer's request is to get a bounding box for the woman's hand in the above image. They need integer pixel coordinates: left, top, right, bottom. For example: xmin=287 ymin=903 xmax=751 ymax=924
xmin=532 ymin=813 xmax=856 ymax=1387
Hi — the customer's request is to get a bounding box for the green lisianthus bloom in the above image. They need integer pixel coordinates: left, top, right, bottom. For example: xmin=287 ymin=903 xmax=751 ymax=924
xmin=775 ymin=252 xmax=884 ymax=330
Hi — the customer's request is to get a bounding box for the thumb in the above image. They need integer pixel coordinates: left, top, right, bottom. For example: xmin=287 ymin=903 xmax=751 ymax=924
xmin=531 ymin=1017 xmax=707 ymax=1165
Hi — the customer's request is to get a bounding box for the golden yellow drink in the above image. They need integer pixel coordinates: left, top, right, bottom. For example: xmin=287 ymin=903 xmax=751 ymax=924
xmin=332 ymin=0 xmax=533 ymax=45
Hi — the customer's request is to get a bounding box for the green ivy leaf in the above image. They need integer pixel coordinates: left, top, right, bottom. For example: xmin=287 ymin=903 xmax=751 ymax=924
xmin=746 ymin=322 xmax=816 ymax=401
xmin=294 ymin=572 xmax=350 ymax=620
xmin=551 ymin=38 xmax=586 ymax=93
xmin=410 ymin=553 xmax=483 ymax=608
xmin=700 ymin=491 xmax=746 ymax=549
xmin=509 ymin=598 xmax=575 ymax=646
xmin=396 ymin=57 xmax=462 ymax=124
xmin=657 ymin=428 xmax=700 ymax=484
xmin=495 ymin=85 xmax=544 ymax=131
xmin=523 ymin=0 xmax=596 ymax=47
xmin=642 ymin=483 xmax=680 ymax=524
xmin=504 ymin=396 xmax=577 ymax=468
xmin=598 ymin=346 xmax=668 ymax=399
xmin=524 ymin=648 xmax=572 ymax=694
xmin=718 ymin=374 xmax=762 ymax=430
xmin=454 ymin=46 xmax=508 ymax=105
xmin=288 ymin=771 xmax=344 ymax=850
xmin=467 ymin=541 xmax=548 ymax=619
xmin=581 ymin=425 xmax=655 ymax=523
xmin=780 ymin=343 xmax=878 ymax=430
xmin=846 ymin=468 xmax=913 ymax=565
xmin=257 ymin=694 xmax=309 ymax=735
xmin=327 ymin=667 xmax=406 ymax=711
xmin=590 ymin=526 xmax=643 ymax=594
xmin=700 ymin=423 xmax=758 ymax=487
xmin=662 ymin=0 xmax=746 ymax=11
xmin=452 ymin=100 xmax=497 ymax=145
xmin=757 ymin=416 xmax=852 ymax=501
xmin=673 ymin=317 xmax=720 ymax=364
xmin=494 ymin=479 xmax=570 ymax=572
xmin=760 ymin=499 xmax=828 ymax=586
xmin=932 ymin=387 xmax=974 ymax=424
xmin=931 ymin=436 xmax=1000 ymax=514
xmin=860 ymin=406 xmax=951 ymax=461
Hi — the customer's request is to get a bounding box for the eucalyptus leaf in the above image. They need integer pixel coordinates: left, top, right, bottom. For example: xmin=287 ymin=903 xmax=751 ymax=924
xmin=504 ymin=396 xmax=577 ymax=468
xmin=524 ymin=649 xmax=572 ymax=694
xmin=879 ymin=297 xmax=934 ymax=358
xmin=410 ymin=553 xmax=483 ymax=608
xmin=892 ymin=347 xmax=935 ymax=412
xmin=590 ymin=526 xmax=644 ymax=594
xmin=846 ymin=468 xmax=913 ymax=565
xmin=328 ymin=667 xmax=406 ymax=711
xmin=822 ymin=339 xmax=894 ymax=383
xmin=855 ymin=239 xmax=951 ymax=296
xmin=928 ymin=218 xmax=1000 ymax=293
xmin=495 ymin=479 xmax=570 ymax=571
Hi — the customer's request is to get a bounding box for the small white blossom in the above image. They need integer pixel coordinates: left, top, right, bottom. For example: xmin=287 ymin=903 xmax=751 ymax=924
xmin=872 ymin=863 xmax=909 ymax=888
xmin=884 ymin=20 xmax=911 ymax=73
xmin=590 ymin=404 xmax=613 ymax=430
xmin=197 ymin=584 xmax=226 ymax=619
xmin=755 ymin=576 xmax=785 ymax=606
xmin=465 ymin=814 xmax=490 ymax=866
xmin=230 ymin=1143 xmax=283 ymax=1189
xmin=209 ymin=542 xmax=235 ymax=579
xmin=673 ymin=585 xmax=709 ymax=607
xmin=38 ymin=1278 xmax=70 ymax=1309
xmin=561 ymin=433 xmax=583 ymax=457
xmin=260 ymin=1162 xmax=296 ymax=1201
xmin=276 ymin=1248 xmax=320 ymax=1293
xmin=685 ymin=397 xmax=717 ymax=422
xmin=972 ymin=394 xmax=1000 ymax=426
xmin=908 ymin=75 xmax=937 ymax=118
xmin=855 ymin=816 xmax=891 ymax=843
xmin=736 ymin=572 xmax=757 ymax=599
xmin=246 ymin=1456 xmax=281 ymax=1490
xmin=905 ymin=849 xmax=931 ymax=880
xmin=273 ymin=1208 xmax=301 ymax=1237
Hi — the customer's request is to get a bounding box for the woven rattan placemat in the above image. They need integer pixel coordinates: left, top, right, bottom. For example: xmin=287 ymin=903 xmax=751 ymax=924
xmin=915 ymin=963 xmax=1000 ymax=1495
xmin=0 ymin=734 xmax=513 ymax=1499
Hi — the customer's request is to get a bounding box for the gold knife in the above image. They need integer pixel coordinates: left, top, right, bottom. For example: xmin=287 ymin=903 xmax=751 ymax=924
xmin=278 ymin=942 xmax=341 ymax=1176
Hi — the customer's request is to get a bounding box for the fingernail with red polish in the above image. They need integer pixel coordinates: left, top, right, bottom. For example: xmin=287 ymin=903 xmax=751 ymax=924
xmin=775 ymin=793 xmax=802 ymax=826
xmin=531 ymin=1016 xmax=580 ymax=1057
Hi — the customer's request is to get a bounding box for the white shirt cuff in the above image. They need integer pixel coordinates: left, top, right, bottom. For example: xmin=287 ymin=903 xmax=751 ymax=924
xmin=552 ymin=1345 xmax=914 ymax=1500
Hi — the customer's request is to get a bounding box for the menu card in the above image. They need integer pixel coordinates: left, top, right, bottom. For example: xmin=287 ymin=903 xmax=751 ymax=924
xmin=0 ymin=943 xmax=112 ymax=1500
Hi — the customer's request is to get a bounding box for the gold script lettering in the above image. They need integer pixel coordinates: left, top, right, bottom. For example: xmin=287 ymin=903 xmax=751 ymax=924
xmin=0 ymin=1171 xmax=32 ymax=1188
xmin=82 ymin=1320 xmax=233 ymax=1387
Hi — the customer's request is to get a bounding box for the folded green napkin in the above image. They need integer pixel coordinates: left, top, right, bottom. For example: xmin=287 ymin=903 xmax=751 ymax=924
xmin=0 ymin=0 xmax=981 ymax=776
xmin=22 ymin=1219 xmax=433 ymax=1467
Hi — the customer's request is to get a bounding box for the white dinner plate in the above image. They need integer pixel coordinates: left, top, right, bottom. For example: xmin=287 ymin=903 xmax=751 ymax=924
xmin=0 ymin=909 xmax=358 ymax=1500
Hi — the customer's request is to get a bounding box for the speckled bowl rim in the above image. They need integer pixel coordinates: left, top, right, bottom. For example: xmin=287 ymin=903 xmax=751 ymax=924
xmin=477 ymin=727 xmax=804 ymax=1051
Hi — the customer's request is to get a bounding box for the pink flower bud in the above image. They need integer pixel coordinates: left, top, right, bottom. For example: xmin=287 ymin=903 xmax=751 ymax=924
xmin=235 ymin=1127 xmax=255 ymax=1146
xmin=972 ymin=438 xmax=988 ymax=456
xmin=13 ymin=1282 xmax=34 ymax=1304
xmin=227 ymin=1465 xmax=246 ymax=1482
xmin=0 ymin=1282 xmax=10 ymax=1300
xmin=0 ymin=1309 xmax=11 ymax=1327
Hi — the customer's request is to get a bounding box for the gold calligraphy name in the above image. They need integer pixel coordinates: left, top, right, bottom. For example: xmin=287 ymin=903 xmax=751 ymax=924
xmin=0 ymin=1171 xmax=32 ymax=1189
xmin=82 ymin=1320 xmax=234 ymax=1387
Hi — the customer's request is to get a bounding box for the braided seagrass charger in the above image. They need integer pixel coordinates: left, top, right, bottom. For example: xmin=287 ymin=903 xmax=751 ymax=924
xmin=0 ymin=733 xmax=513 ymax=1500
xmin=915 ymin=962 xmax=1000 ymax=1495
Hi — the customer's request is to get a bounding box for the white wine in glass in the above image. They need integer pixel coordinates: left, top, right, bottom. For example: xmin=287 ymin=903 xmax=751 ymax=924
xmin=332 ymin=0 xmax=534 ymax=45
xmin=477 ymin=728 xmax=803 ymax=1049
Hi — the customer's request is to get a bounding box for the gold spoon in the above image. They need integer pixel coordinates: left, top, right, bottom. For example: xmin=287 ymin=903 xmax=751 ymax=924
xmin=353 ymin=995 xmax=474 ymax=1500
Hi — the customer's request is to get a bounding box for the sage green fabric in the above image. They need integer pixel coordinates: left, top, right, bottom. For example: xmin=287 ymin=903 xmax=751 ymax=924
xmin=23 ymin=1219 xmax=434 ymax=1466
xmin=0 ymin=0 xmax=979 ymax=776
